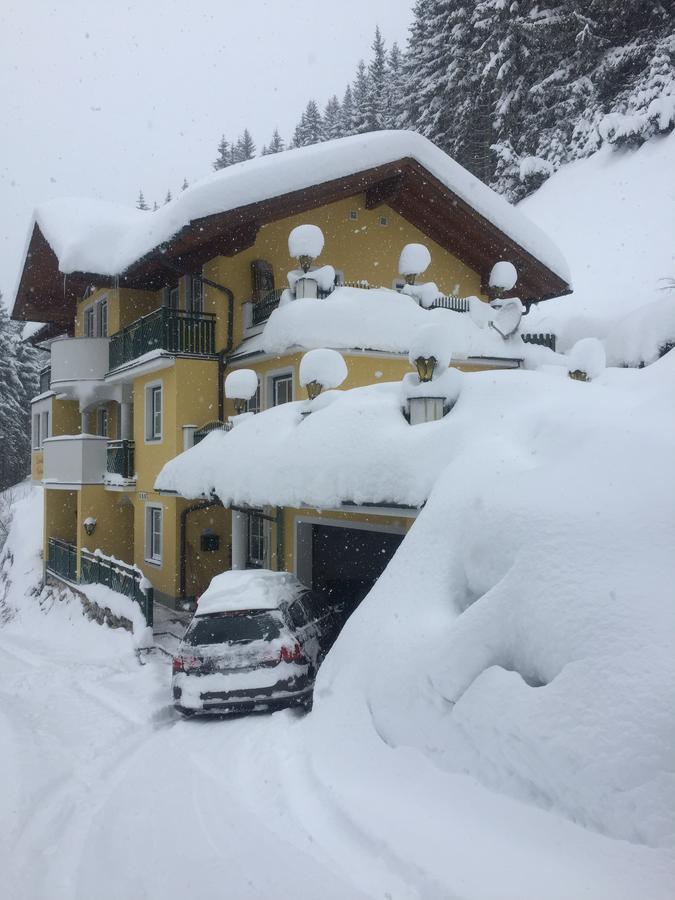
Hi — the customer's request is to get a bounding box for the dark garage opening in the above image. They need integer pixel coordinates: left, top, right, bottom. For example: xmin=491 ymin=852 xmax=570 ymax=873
xmin=309 ymin=523 xmax=404 ymax=614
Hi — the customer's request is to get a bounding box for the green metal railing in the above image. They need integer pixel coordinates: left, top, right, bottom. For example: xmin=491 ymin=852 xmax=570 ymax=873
xmin=106 ymin=440 xmax=135 ymax=479
xmin=252 ymin=289 xmax=285 ymax=326
xmin=193 ymin=420 xmax=231 ymax=446
xmin=108 ymin=307 xmax=216 ymax=370
xmin=429 ymin=295 xmax=471 ymax=313
xmin=47 ymin=537 xmax=77 ymax=582
xmin=80 ymin=548 xmax=153 ymax=627
xmin=521 ymin=332 xmax=557 ymax=352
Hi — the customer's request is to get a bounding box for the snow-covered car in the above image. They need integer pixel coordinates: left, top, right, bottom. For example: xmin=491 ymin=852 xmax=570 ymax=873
xmin=172 ymin=569 xmax=344 ymax=716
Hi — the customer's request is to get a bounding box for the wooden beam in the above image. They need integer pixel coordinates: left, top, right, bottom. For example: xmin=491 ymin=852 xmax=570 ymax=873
xmin=365 ymin=173 xmax=405 ymax=209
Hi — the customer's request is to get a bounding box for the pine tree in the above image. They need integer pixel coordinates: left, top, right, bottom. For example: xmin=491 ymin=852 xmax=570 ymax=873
xmin=152 ymin=201 xmax=158 ymax=211
xmin=351 ymin=60 xmax=370 ymax=133
xmin=164 ymin=190 xmax=172 ymax=204
xmin=365 ymin=26 xmax=387 ymax=131
xmin=213 ymin=135 xmax=232 ymax=170
xmin=340 ymin=85 xmax=355 ymax=136
xmin=233 ymin=129 xmax=256 ymax=161
xmin=136 ymin=190 xmax=149 ymax=210
xmin=323 ymin=95 xmax=343 ymax=140
xmin=262 ymin=128 xmax=285 ymax=154
xmin=0 ymin=300 xmax=44 ymax=491
xmin=384 ymin=42 xmax=405 ymax=128
xmin=181 ymin=178 xmax=189 ymax=191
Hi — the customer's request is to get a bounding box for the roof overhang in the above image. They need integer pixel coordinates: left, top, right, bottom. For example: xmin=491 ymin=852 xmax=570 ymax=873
xmin=12 ymin=158 xmax=571 ymax=324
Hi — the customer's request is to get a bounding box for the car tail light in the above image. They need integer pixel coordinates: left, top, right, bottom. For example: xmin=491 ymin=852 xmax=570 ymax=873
xmin=280 ymin=642 xmax=303 ymax=663
xmin=173 ymin=655 xmax=200 ymax=673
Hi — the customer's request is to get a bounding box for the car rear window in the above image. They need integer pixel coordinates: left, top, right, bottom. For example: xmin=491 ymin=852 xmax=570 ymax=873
xmin=184 ymin=610 xmax=283 ymax=646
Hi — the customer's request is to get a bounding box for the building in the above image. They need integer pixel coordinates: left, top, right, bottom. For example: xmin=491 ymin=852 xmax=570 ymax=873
xmin=12 ymin=131 xmax=570 ymax=616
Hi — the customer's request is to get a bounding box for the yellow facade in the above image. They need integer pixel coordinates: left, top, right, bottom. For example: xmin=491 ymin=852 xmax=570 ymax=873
xmin=41 ymin=188 xmax=506 ymax=610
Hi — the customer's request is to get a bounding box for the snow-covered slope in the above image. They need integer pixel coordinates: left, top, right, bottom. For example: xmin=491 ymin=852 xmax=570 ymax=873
xmin=521 ymin=132 xmax=675 ymax=353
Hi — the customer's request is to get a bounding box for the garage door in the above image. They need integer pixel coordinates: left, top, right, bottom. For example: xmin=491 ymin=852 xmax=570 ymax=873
xmin=310 ymin=524 xmax=404 ymax=610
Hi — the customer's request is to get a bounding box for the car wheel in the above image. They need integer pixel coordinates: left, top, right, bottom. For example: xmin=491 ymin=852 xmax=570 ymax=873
xmin=298 ymin=694 xmax=313 ymax=712
xmin=175 ymin=706 xmax=195 ymax=719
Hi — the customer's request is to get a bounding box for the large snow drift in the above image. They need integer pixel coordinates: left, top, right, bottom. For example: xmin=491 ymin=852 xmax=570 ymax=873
xmin=23 ymin=130 xmax=568 ymax=284
xmin=158 ymin=352 xmax=675 ymax=856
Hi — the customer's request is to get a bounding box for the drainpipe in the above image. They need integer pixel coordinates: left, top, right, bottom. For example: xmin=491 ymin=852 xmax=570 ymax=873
xmin=179 ymin=496 xmax=222 ymax=604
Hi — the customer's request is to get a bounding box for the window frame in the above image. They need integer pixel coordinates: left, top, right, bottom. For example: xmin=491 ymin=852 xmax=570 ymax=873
xmin=247 ymin=512 xmax=267 ymax=568
xmin=96 ymin=407 xmax=108 ymax=437
xmin=270 ymin=371 xmax=293 ymax=407
xmin=40 ymin=410 xmax=50 ymax=444
xmin=246 ymin=379 xmax=261 ymax=414
xmin=32 ymin=414 xmax=41 ymax=450
xmin=97 ymin=296 xmax=108 ymax=337
xmin=145 ymin=504 xmax=163 ymax=565
xmin=187 ymin=273 xmax=204 ymax=314
xmin=83 ymin=304 xmax=95 ymax=337
xmin=144 ymin=381 xmax=163 ymax=443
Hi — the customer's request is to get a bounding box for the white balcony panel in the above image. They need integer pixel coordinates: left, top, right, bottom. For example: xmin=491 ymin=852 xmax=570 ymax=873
xmin=43 ymin=435 xmax=107 ymax=486
xmin=50 ymin=337 xmax=115 ymax=405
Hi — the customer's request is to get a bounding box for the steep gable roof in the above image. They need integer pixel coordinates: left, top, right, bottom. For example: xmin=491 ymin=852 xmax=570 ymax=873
xmin=12 ymin=131 xmax=571 ymax=323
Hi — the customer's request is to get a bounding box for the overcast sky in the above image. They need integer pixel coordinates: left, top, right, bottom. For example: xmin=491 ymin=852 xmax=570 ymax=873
xmin=0 ymin=0 xmax=414 ymax=309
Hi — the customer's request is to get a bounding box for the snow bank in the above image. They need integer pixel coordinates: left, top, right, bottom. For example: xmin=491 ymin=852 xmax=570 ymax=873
xmin=196 ymin=569 xmax=302 ymax=615
xmin=303 ymin=352 xmax=675 ymax=859
xmin=604 ymin=295 xmax=675 ymax=367
xmin=521 ymin=131 xmax=675 ymax=346
xmin=23 ymin=130 xmax=569 ymax=284
xmin=262 ymin=285 xmax=515 ymax=359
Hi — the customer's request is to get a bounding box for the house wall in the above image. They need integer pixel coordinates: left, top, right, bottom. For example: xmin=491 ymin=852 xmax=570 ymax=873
xmin=78 ymin=485 xmax=134 ymax=562
xmin=44 ymin=488 xmax=78 ymax=546
xmin=184 ymin=504 xmax=232 ymax=600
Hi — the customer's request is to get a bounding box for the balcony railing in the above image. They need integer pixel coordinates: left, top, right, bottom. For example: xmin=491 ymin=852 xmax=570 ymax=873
xmin=106 ymin=439 xmax=135 ymax=480
xmin=80 ymin=548 xmax=153 ymax=626
xmin=39 ymin=366 xmax=51 ymax=393
xmin=521 ymin=332 xmax=557 ymax=352
xmin=252 ymin=289 xmax=285 ymax=326
xmin=47 ymin=537 xmax=77 ymax=582
xmin=429 ymin=295 xmax=471 ymax=313
xmin=193 ymin=420 xmax=231 ymax=446
xmin=109 ymin=307 xmax=216 ymax=371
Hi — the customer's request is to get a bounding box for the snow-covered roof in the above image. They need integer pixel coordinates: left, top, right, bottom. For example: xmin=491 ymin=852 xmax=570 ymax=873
xmin=156 ymin=353 xmax=662 ymax=509
xmin=258 ymin=286 xmax=524 ymax=359
xmin=25 ymin=130 xmax=569 ymax=282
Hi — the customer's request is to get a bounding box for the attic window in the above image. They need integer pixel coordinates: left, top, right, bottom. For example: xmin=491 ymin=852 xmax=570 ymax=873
xmin=378 ymin=215 xmax=389 ymax=226
xmin=348 ymin=210 xmax=359 ymax=221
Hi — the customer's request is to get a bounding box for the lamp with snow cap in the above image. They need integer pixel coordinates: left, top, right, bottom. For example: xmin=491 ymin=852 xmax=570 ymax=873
xmin=414 ymin=356 xmax=437 ymax=383
xmin=83 ymin=517 xmax=97 ymax=537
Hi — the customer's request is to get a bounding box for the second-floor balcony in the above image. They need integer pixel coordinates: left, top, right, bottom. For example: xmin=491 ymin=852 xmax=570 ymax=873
xmin=106 ymin=439 xmax=135 ymax=482
xmin=50 ymin=336 xmax=111 ymax=396
xmin=43 ymin=435 xmax=107 ymax=485
xmin=109 ymin=307 xmax=216 ymax=371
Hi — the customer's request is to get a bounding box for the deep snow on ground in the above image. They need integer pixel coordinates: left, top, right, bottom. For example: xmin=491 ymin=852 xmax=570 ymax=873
xmin=522 ymin=131 xmax=675 ymax=351
xmin=0 ymin=488 xmax=673 ymax=899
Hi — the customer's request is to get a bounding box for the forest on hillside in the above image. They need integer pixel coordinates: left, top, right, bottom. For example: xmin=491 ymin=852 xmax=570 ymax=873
xmin=207 ymin=1 xmax=675 ymax=202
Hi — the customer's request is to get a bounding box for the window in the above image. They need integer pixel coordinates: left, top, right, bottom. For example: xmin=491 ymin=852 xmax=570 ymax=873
xmin=32 ymin=414 xmax=40 ymax=450
xmin=250 ymin=259 xmax=275 ymax=303
xmin=163 ymin=285 xmax=179 ymax=309
xmin=378 ymin=215 xmax=389 ymax=226
xmin=83 ymin=305 xmax=95 ymax=337
xmin=271 ymin=373 xmax=293 ymax=407
xmin=97 ymin=297 xmax=108 ymax=337
xmin=348 ymin=210 xmax=359 ymax=221
xmin=187 ymin=274 xmax=203 ymax=314
xmin=145 ymin=383 xmax=162 ymax=441
xmin=40 ymin=411 xmax=50 ymax=444
xmin=246 ymin=380 xmax=261 ymax=414
xmin=145 ymin=506 xmax=163 ymax=564
xmin=96 ymin=407 xmax=108 ymax=437
xmin=247 ymin=513 xmax=266 ymax=568
xmin=288 ymin=599 xmax=309 ymax=629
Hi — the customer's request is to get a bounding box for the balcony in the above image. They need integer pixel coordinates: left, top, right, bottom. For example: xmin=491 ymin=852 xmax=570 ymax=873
xmin=42 ymin=435 xmax=107 ymax=485
xmin=39 ymin=366 xmax=51 ymax=393
xmin=50 ymin=336 xmax=112 ymax=404
xmin=109 ymin=307 xmax=216 ymax=371
xmin=106 ymin=439 xmax=135 ymax=482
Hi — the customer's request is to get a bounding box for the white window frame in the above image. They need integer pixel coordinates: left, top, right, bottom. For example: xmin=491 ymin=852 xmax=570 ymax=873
xmin=145 ymin=504 xmax=163 ymax=565
xmin=246 ymin=378 xmax=261 ymax=414
xmin=247 ymin=512 xmax=267 ymax=568
xmin=267 ymin=368 xmax=294 ymax=408
xmin=96 ymin=295 xmax=108 ymax=337
xmin=40 ymin=410 xmax=50 ymax=445
xmin=96 ymin=407 xmax=108 ymax=437
xmin=83 ymin=304 xmax=95 ymax=337
xmin=144 ymin=381 xmax=163 ymax=443
xmin=186 ymin=273 xmax=204 ymax=314
xmin=32 ymin=414 xmax=41 ymax=450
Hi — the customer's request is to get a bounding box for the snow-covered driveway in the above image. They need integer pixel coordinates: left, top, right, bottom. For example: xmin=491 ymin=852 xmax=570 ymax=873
xmin=0 ymin=613 xmax=371 ymax=900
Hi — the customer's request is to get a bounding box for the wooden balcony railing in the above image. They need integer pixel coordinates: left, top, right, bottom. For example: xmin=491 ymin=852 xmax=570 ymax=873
xmin=108 ymin=307 xmax=216 ymax=371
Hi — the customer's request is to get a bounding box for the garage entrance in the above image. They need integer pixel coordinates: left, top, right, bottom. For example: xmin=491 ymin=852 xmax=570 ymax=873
xmin=297 ymin=520 xmax=404 ymax=613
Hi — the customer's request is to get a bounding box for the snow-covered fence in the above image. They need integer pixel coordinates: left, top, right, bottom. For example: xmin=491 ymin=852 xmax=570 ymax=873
xmin=79 ymin=548 xmax=153 ymax=626
xmin=47 ymin=537 xmax=77 ymax=583
xmin=252 ymin=289 xmax=285 ymax=326
xmin=428 ymin=295 xmax=471 ymax=313
xmin=193 ymin=420 xmax=232 ymax=446
xmin=521 ymin=332 xmax=557 ymax=352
